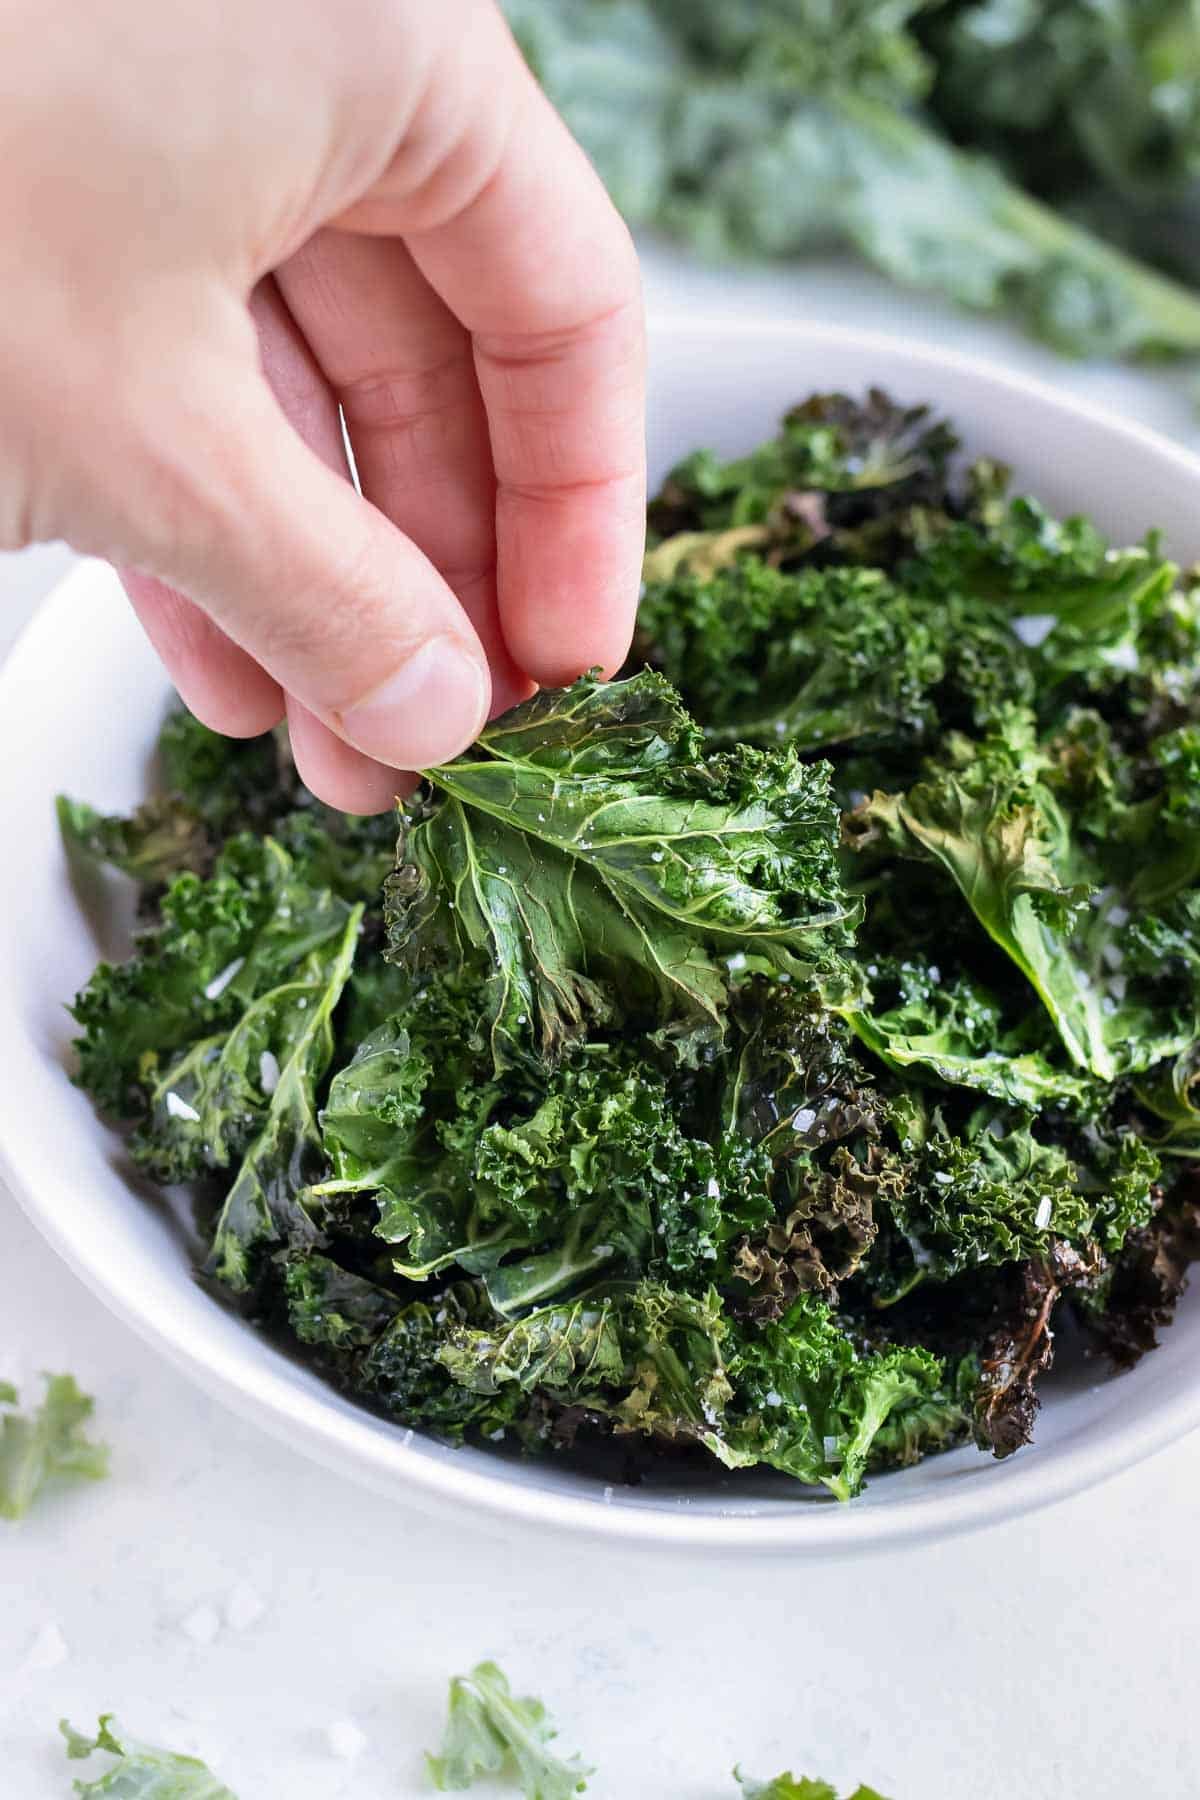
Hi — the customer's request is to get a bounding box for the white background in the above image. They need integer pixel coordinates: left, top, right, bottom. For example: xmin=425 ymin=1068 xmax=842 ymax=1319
xmin=3 ymin=247 xmax=1199 ymax=1798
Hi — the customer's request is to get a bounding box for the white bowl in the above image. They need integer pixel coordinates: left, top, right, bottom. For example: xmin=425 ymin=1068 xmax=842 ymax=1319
xmin=5 ymin=319 xmax=1200 ymax=1555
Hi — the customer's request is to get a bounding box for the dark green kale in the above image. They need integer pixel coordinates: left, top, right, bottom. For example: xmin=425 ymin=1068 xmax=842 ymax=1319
xmin=505 ymin=0 xmax=1200 ymax=362
xmin=387 ymin=670 xmax=857 ymax=1070
xmin=64 ymin=390 xmax=1200 ymax=1500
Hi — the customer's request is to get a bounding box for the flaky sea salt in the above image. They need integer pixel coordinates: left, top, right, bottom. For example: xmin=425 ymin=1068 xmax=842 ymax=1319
xmin=203 ymin=958 xmax=244 ymax=1001
xmin=22 ymin=1621 xmax=68 ymax=1673
xmin=326 ymin=1720 xmax=368 ymax=1761
xmin=1011 ymin=613 xmax=1057 ymax=648
xmin=259 ymin=1050 xmax=280 ymax=1095
xmin=165 ymin=1092 xmax=200 ymax=1123
xmin=180 ymin=1603 xmax=221 ymax=1646
xmin=224 ymin=1582 xmax=265 ymax=1633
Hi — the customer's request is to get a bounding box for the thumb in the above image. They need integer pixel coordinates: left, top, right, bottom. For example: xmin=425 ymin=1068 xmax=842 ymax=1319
xmin=117 ymin=346 xmax=492 ymax=772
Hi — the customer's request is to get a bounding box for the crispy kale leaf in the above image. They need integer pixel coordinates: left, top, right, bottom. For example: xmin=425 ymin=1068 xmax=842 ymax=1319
xmin=441 ymin=1282 xmax=957 ymax=1501
xmin=61 ymin=1716 xmax=237 ymax=1799
xmin=70 ymin=831 xmax=366 ymax=1290
xmin=972 ymin=1241 xmax=1103 ymax=1458
xmin=1079 ymin=1180 xmax=1200 ymax=1371
xmin=0 ymin=1375 xmax=108 ymax=1521
xmin=388 ymin=671 xmax=855 ymax=1067
xmin=58 ymin=794 xmax=212 ymax=887
xmin=736 ymin=1773 xmax=890 ymax=1800
xmin=426 ymin=1662 xmax=591 ymax=1797
xmin=847 ymin=706 xmax=1200 ymax=1080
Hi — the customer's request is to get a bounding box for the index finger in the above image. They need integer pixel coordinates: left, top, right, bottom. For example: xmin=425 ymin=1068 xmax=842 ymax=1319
xmin=398 ymin=40 xmax=646 ymax=687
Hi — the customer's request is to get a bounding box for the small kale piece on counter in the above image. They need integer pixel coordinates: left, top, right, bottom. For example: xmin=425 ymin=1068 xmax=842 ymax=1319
xmin=427 ymin=1662 xmax=591 ymax=1797
xmin=63 ymin=389 xmax=1200 ymax=1501
xmin=735 ymin=1770 xmax=891 ymax=1800
xmin=0 ymin=1375 xmax=108 ymax=1521
xmin=61 ymin=1716 xmax=238 ymax=1798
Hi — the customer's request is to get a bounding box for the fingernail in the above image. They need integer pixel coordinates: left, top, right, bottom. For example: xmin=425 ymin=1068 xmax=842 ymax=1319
xmin=338 ymin=637 xmax=489 ymax=769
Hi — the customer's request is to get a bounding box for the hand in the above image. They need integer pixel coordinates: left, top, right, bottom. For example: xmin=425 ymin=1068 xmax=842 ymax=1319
xmin=0 ymin=0 xmax=645 ymax=809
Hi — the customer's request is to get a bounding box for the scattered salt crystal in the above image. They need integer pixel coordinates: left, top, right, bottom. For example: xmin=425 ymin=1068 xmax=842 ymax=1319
xmin=22 ymin=1621 xmax=68 ymax=1673
xmin=764 ymin=1389 xmax=782 ymax=1408
xmin=326 ymin=1720 xmax=368 ymax=1761
xmin=259 ymin=1050 xmax=280 ymax=1095
xmin=166 ymin=1092 xmax=200 ymax=1123
xmin=706 ymin=1177 xmax=721 ymax=1199
xmin=726 ymin=952 xmax=747 ymax=973
xmin=792 ymin=1108 xmax=816 ymax=1133
xmin=592 ymin=1244 xmax=613 ymax=1258
xmin=927 ymin=964 xmax=941 ymax=984
xmin=224 ymin=1582 xmax=265 ymax=1633
xmin=1104 ymin=640 xmax=1140 ymax=672
xmin=1107 ymin=903 xmax=1130 ymax=928
xmin=487 ymin=1427 xmax=506 ymax=1442
xmin=651 ymin=851 xmax=665 ymax=863
xmin=180 ymin=1603 xmax=221 ymax=1646
xmin=931 ymin=1171 xmax=952 ymax=1186
xmin=203 ymin=958 xmax=244 ymax=1001
xmin=1011 ymin=613 xmax=1057 ymax=648
xmin=1034 ymin=1195 xmax=1053 ymax=1231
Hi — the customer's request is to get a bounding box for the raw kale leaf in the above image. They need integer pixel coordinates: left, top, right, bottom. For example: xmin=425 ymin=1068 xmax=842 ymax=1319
xmin=61 ymin=1716 xmax=237 ymax=1799
xmin=426 ymin=1661 xmax=591 ymax=1797
xmin=0 ymin=1375 xmax=108 ymax=1521
xmin=506 ymin=0 xmax=1200 ymax=360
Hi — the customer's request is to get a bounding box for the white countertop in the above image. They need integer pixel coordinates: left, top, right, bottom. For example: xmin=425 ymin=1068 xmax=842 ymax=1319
xmin=3 ymin=250 xmax=1199 ymax=1800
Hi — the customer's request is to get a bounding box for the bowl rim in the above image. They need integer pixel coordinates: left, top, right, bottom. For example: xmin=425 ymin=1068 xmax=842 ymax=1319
xmin=6 ymin=316 xmax=1200 ymax=1556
